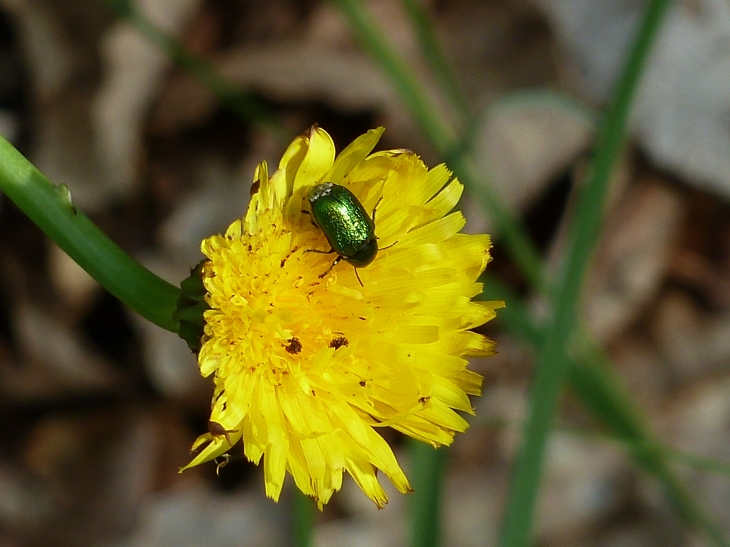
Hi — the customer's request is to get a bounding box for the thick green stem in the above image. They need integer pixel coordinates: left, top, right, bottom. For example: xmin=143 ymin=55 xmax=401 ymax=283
xmin=0 ymin=136 xmax=180 ymax=332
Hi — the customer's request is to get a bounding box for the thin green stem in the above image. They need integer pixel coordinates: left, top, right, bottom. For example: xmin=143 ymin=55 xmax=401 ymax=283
xmin=292 ymin=489 xmax=314 ymax=547
xmin=659 ymin=446 xmax=730 ymax=476
xmin=333 ymin=0 xmax=545 ymax=291
xmin=401 ymin=0 xmax=470 ymax=121
xmin=499 ymin=1 xmax=673 ymax=544
xmin=568 ymin=351 xmax=729 ymax=547
xmin=483 ymin=276 xmax=728 ymax=546
xmin=333 ymin=0 xmax=454 ymax=143
xmin=408 ymin=440 xmax=447 ymax=547
xmin=0 ymin=136 xmax=180 ymax=332
xmin=101 ymin=0 xmax=288 ymax=144
xmin=491 ymin=413 xmax=730 ymax=481
xmin=565 ymin=424 xmax=730 ymax=478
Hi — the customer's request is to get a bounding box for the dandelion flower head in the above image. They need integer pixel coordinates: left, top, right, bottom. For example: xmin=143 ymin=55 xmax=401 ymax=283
xmin=181 ymin=126 xmax=503 ymax=508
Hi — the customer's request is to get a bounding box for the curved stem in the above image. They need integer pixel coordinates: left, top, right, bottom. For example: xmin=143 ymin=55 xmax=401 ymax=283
xmin=0 ymin=136 xmax=180 ymax=332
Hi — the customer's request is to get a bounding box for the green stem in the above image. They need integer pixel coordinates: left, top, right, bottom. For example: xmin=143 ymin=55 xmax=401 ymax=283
xmin=332 ymin=0 xmax=455 ymax=144
xmin=333 ymin=0 xmax=545 ymax=291
xmin=0 ymin=136 xmax=180 ymax=332
xmin=568 ymin=357 xmax=729 ymax=547
xmin=401 ymin=0 xmax=470 ymax=121
xmin=557 ymin=422 xmax=730 ymax=479
xmin=484 ymin=276 xmax=728 ymax=546
xmin=101 ymin=0 xmax=287 ymax=143
xmin=408 ymin=440 xmax=447 ymax=547
xmin=292 ymin=489 xmax=314 ymax=547
xmin=499 ymin=3 xmax=674 ymax=544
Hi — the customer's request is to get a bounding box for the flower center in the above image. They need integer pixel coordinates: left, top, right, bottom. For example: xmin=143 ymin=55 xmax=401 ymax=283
xmin=204 ymin=206 xmax=373 ymax=386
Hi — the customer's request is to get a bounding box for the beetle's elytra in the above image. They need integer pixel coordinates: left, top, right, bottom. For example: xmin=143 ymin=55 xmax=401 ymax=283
xmin=307 ymin=182 xmax=379 ymax=276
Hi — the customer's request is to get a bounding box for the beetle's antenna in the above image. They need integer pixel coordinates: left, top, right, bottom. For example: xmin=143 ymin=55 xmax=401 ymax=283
xmin=371 ymin=195 xmax=384 ymax=224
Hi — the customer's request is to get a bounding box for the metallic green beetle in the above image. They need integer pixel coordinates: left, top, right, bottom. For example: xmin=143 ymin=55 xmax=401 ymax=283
xmin=307 ymin=182 xmax=379 ymax=281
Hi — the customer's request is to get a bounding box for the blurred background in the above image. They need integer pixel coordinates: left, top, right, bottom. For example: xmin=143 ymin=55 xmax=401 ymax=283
xmin=1 ymin=0 xmax=730 ymax=545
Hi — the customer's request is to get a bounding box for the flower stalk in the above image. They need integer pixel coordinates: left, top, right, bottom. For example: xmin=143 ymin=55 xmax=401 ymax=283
xmin=0 ymin=135 xmax=180 ymax=332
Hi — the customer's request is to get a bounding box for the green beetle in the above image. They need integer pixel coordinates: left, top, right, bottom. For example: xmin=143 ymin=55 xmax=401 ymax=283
xmin=307 ymin=182 xmax=379 ymax=282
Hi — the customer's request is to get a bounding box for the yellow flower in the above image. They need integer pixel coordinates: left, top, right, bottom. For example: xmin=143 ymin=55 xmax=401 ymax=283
xmin=181 ymin=126 xmax=503 ymax=509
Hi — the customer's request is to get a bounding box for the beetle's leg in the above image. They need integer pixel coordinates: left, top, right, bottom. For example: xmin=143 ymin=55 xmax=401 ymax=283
xmin=305 ymin=247 xmax=335 ymax=255
xmin=318 ymin=256 xmax=342 ymax=278
xmin=354 ymin=268 xmax=364 ymax=287
xmin=300 ymin=209 xmax=319 ymax=228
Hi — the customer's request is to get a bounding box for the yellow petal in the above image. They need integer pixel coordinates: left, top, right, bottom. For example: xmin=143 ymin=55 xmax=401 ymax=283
xmin=184 ymin=126 xmax=501 ymax=509
xmin=293 ymin=125 xmax=335 ymax=191
xmin=326 ymin=126 xmax=385 ymax=185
